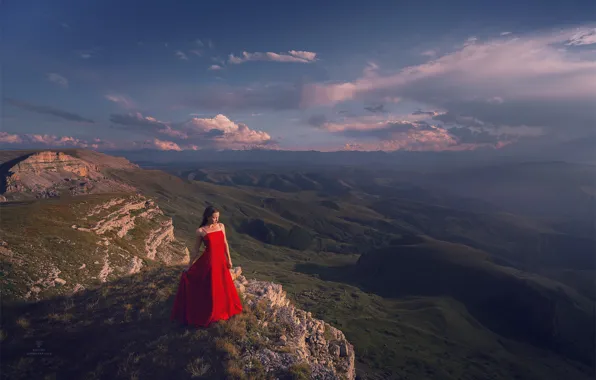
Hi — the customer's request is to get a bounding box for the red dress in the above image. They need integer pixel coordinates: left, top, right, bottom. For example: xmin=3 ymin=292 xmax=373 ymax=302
xmin=170 ymin=230 xmax=243 ymax=327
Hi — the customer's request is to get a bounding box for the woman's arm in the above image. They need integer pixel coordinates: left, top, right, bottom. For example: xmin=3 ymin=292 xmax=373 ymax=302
xmin=187 ymin=229 xmax=204 ymax=270
xmin=220 ymin=223 xmax=233 ymax=267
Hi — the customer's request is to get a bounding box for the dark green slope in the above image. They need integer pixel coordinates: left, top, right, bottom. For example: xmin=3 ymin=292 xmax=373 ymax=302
xmin=354 ymin=236 xmax=595 ymax=367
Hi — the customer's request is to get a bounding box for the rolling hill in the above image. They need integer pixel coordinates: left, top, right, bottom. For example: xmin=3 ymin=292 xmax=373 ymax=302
xmin=354 ymin=236 xmax=595 ymax=367
xmin=2 ymin=148 xmax=594 ymax=379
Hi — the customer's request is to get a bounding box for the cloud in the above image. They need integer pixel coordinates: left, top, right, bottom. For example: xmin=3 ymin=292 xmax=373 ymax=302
xmin=3 ymin=97 xmax=94 ymax=123
xmin=190 ymin=50 xmax=202 ymax=56
xmin=110 ymin=111 xmax=274 ymax=150
xmin=431 ymin=111 xmax=544 ymax=144
xmin=0 ymin=132 xmax=23 ymax=144
xmin=46 ymin=73 xmax=68 ymax=88
xmin=105 ymin=94 xmax=136 ymax=109
xmin=176 ymin=51 xmax=189 ymax=60
xmin=0 ymin=132 xmax=112 ymax=149
xmin=177 ymin=114 xmax=273 ymax=148
xmin=300 ymin=26 xmax=596 ymax=138
xmin=421 ymin=50 xmax=437 ymax=57
xmin=151 ymin=138 xmax=182 ymax=151
xmin=228 ymin=50 xmax=317 ymax=64
xmin=364 ymin=104 xmax=386 ymax=113
xmin=209 ymin=64 xmax=223 ymax=71
xmin=110 ymin=112 xmax=168 ymax=131
xmin=309 ymin=114 xmax=514 ymax=151
xmin=412 ymin=110 xmax=440 ymax=116
xmin=500 ymin=31 xmax=512 ymax=36
xmin=566 ymin=28 xmax=596 ymax=46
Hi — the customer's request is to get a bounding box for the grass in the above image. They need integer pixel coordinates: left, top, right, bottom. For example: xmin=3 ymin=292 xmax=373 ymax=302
xmin=2 ymin=264 xmax=336 ymax=380
xmin=0 ymin=192 xmax=186 ymax=301
xmin=285 ymin=362 xmax=312 ymax=380
xmin=186 ymin=357 xmax=211 ymax=378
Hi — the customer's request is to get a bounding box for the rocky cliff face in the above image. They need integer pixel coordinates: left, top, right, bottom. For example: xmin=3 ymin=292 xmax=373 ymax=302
xmin=231 ymin=267 xmax=356 ymax=380
xmin=1 ymin=150 xmax=137 ymax=200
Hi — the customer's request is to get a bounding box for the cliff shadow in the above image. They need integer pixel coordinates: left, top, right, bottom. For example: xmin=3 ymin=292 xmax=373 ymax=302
xmin=0 ymin=152 xmax=37 ymax=194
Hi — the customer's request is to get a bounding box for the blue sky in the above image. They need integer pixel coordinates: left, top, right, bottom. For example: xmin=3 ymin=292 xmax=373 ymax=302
xmin=2 ymin=0 xmax=595 ymax=152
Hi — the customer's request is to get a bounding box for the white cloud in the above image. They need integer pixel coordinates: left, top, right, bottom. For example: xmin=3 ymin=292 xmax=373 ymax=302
xmin=151 ymin=138 xmax=182 ymax=151
xmin=301 ymin=26 xmax=596 ymax=136
xmin=47 ymin=73 xmax=68 ymax=88
xmin=228 ymin=50 xmax=318 ymax=64
xmin=0 ymin=132 xmax=113 ymax=149
xmin=110 ymin=111 xmax=273 ymax=150
xmin=0 ymin=132 xmax=23 ymax=143
xmin=105 ymin=94 xmax=136 ymax=109
xmin=176 ymin=51 xmax=189 ymax=60
xmin=208 ymin=64 xmax=223 ymax=71
xmin=566 ymin=28 xmax=596 ymax=46
xmin=179 ymin=114 xmax=272 ymax=147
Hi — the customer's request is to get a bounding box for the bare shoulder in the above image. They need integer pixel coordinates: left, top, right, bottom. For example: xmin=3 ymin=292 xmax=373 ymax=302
xmin=196 ymin=227 xmax=205 ymax=237
xmin=219 ymin=222 xmax=226 ymax=230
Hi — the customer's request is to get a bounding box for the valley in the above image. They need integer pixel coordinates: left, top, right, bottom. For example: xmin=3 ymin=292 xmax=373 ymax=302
xmin=1 ymin=149 xmax=594 ymax=380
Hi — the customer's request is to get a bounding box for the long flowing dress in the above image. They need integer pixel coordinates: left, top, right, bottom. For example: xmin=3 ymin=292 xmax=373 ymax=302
xmin=170 ymin=229 xmax=243 ymax=327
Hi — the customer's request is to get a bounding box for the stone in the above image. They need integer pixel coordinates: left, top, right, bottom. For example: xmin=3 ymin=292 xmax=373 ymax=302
xmin=231 ymin=267 xmax=356 ymax=379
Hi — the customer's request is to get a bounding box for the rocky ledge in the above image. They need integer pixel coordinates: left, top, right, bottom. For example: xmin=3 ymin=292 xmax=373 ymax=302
xmin=230 ymin=267 xmax=356 ymax=380
xmin=1 ymin=150 xmax=137 ymax=200
xmin=73 ymin=194 xmax=188 ymax=273
xmin=1 ymin=194 xmax=189 ymax=301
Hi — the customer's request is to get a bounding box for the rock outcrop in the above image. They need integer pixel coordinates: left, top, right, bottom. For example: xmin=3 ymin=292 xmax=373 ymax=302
xmin=230 ymin=267 xmax=356 ymax=380
xmin=1 ymin=193 xmax=189 ymax=302
xmin=1 ymin=150 xmax=137 ymax=200
xmin=73 ymin=195 xmax=186 ymax=266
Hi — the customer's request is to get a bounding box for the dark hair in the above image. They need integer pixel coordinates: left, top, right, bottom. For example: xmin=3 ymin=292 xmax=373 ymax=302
xmin=200 ymin=205 xmax=219 ymax=227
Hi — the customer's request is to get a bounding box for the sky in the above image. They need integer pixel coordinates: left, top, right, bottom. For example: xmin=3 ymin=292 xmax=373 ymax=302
xmin=1 ymin=0 xmax=595 ymax=154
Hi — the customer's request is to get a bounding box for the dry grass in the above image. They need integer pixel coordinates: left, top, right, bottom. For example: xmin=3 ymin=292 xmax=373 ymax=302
xmin=218 ymin=316 xmax=246 ymax=340
xmin=214 ymin=337 xmax=240 ymax=359
xmin=47 ymin=313 xmax=74 ymax=322
xmin=225 ymin=361 xmax=246 ymax=380
xmin=185 ymin=357 xmax=211 ymax=378
xmin=286 ymin=362 xmax=312 ymax=380
xmin=16 ymin=317 xmax=30 ymax=329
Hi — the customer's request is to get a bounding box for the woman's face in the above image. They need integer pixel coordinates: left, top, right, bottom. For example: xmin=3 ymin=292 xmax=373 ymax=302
xmin=208 ymin=212 xmax=220 ymax=224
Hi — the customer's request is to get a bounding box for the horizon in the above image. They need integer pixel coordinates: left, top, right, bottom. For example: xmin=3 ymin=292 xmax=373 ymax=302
xmin=2 ymin=0 xmax=595 ymax=159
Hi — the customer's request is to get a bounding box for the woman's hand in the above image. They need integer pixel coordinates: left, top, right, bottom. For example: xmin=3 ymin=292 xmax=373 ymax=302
xmin=226 ymin=258 xmax=233 ymax=269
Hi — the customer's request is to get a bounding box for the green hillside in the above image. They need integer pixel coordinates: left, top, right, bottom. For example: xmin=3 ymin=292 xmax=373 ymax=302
xmin=353 ymin=236 xmax=595 ymax=366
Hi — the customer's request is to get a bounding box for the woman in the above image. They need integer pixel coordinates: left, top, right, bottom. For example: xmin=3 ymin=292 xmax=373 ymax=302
xmin=170 ymin=205 xmax=243 ymax=327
